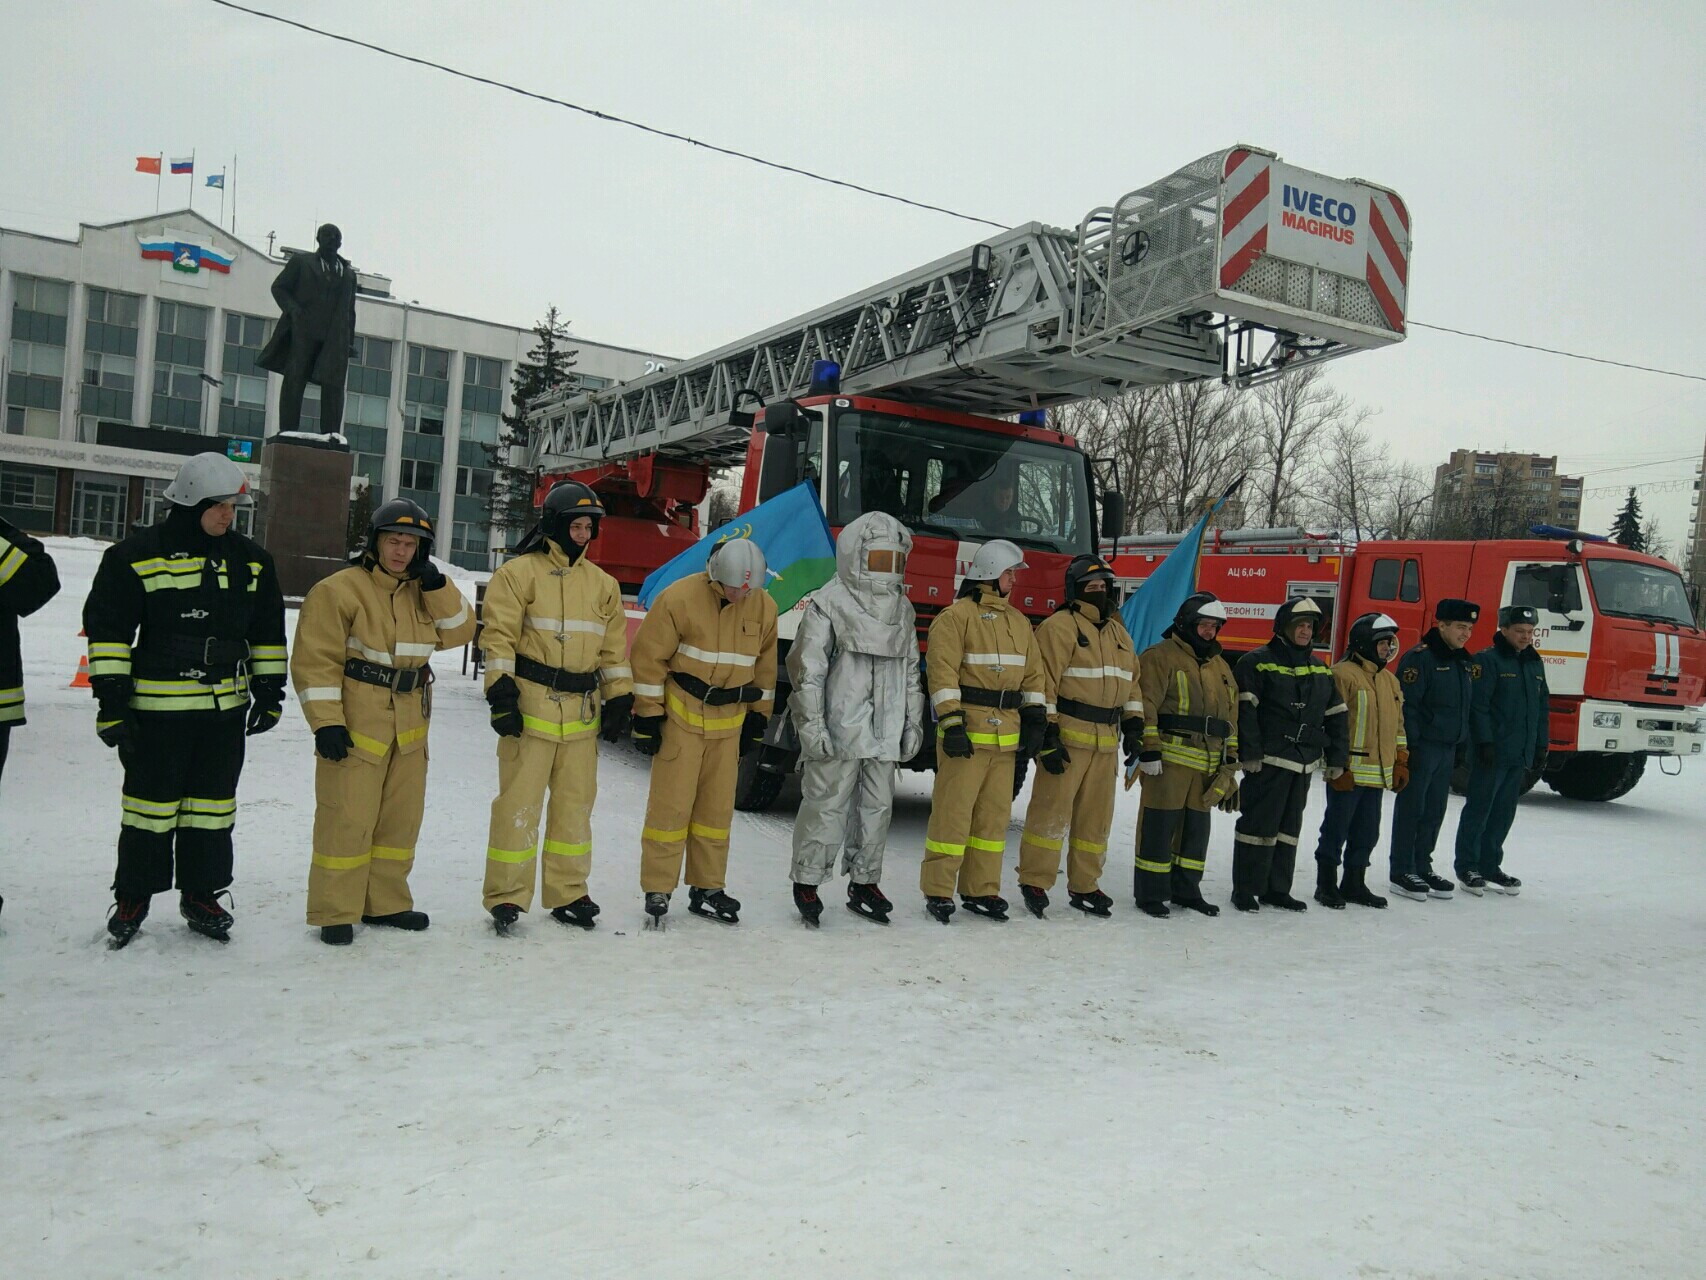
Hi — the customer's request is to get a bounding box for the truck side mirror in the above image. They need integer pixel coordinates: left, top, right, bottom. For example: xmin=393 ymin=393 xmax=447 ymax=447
xmin=758 ymin=428 xmax=799 ymax=497
xmin=1100 ymin=490 xmax=1126 ymax=540
xmin=764 ymin=401 xmax=801 ymax=437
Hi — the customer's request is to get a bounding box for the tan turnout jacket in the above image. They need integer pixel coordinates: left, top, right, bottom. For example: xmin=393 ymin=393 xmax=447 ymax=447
xmin=292 ymin=563 xmax=477 ymax=760
xmin=631 ymin=572 xmax=778 ymax=739
xmin=926 ymin=585 xmax=1046 ymax=750
xmin=1334 ymin=653 xmax=1408 ymax=789
xmin=1035 ymin=600 xmax=1142 ymax=753
xmin=480 ymin=543 xmax=632 ymax=743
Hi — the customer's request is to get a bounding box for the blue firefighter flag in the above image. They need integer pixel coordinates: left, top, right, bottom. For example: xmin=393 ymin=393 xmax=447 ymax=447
xmin=638 ymin=481 xmax=837 ymax=611
xmin=1119 ymin=480 xmax=1241 ymax=652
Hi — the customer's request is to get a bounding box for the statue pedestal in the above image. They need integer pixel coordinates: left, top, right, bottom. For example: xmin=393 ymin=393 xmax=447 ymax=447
xmin=257 ymin=434 xmax=354 ymax=599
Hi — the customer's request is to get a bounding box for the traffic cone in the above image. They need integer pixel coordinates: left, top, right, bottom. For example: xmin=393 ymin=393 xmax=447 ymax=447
xmin=70 ymin=627 xmax=91 ymax=689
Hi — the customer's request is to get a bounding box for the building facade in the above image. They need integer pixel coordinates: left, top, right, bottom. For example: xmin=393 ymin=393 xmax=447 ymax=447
xmin=0 ymin=211 xmax=667 ymax=568
xmin=1432 ymin=449 xmax=1584 ymax=537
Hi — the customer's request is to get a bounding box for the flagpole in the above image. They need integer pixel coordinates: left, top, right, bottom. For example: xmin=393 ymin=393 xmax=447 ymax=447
xmin=219 ymin=172 xmax=226 ymax=228
xmin=188 ymin=149 xmax=196 ymax=213
xmin=231 ymin=154 xmax=238 ymax=234
xmin=155 ymin=154 xmax=162 ymax=214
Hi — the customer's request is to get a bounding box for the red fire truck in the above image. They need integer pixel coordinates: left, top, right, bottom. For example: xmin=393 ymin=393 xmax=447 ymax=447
xmin=523 ymin=145 xmax=1413 ymax=808
xmin=1106 ymin=527 xmax=1706 ymax=801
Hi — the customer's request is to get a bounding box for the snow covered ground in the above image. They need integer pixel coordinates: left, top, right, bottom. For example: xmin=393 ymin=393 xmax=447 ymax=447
xmin=3 ymin=538 xmax=1702 ymax=1278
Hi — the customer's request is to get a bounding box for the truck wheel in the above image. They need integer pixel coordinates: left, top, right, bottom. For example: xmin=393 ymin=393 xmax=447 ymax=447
xmin=1543 ymin=752 xmax=1646 ymax=802
xmin=734 ymin=748 xmax=787 ymax=812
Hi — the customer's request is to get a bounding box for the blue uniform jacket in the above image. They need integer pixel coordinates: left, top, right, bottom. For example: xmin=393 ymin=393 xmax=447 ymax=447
xmin=1469 ymin=633 xmax=1550 ymax=768
xmin=1396 ymin=628 xmax=1475 ymax=750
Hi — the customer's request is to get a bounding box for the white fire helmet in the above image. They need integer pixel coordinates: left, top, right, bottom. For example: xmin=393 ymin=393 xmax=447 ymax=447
xmin=966 ymin=539 xmax=1027 ymax=581
xmin=707 ymin=538 xmax=767 ymax=592
xmin=162 ymin=452 xmax=254 ymax=507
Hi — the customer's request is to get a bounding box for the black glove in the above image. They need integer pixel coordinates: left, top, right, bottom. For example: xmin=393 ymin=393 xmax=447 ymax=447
xmin=1121 ymin=717 xmax=1145 ymax=765
xmin=1476 ymin=742 xmax=1496 ymax=769
xmin=486 ymin=674 xmax=523 ymax=738
xmin=412 ymin=558 xmax=447 ymax=592
xmin=600 ymin=693 xmax=634 ymax=744
xmin=1018 ymin=704 xmax=1046 ymax=756
xmin=937 ymin=713 xmax=974 ymax=759
xmin=1013 ymin=749 xmax=1030 ymax=793
xmin=1533 ymin=747 xmax=1550 ymax=774
xmin=245 ymin=699 xmax=283 ymax=737
xmin=96 ymin=704 xmax=138 ymax=754
xmin=315 ymin=725 xmax=354 ymax=762
xmin=1037 ymin=721 xmax=1069 ymax=775
xmin=740 ymin=711 xmax=767 ymax=755
xmin=632 ymin=713 xmax=665 ymax=757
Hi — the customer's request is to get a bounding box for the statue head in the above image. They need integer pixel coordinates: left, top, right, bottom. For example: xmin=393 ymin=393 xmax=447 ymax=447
xmin=316 ymin=223 xmax=342 ymax=256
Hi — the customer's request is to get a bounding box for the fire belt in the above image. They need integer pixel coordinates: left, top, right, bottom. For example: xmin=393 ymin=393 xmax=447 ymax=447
xmin=1158 ymin=713 xmax=1233 ymax=739
xmin=960 ymin=686 xmax=1025 ymax=711
xmin=343 ymin=659 xmax=432 ymax=695
xmin=515 ymin=654 xmax=598 ymax=694
xmin=671 ymin=671 xmax=759 ymax=707
xmin=1055 ymin=697 xmax=1121 ymax=725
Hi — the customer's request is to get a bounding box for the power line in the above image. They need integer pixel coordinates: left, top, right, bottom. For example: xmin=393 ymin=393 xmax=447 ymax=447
xmin=1408 ymin=322 xmax=1706 ymax=383
xmin=204 ymin=1 xmax=1706 ymax=385
xmin=1574 ymin=453 xmax=1699 ymax=479
xmin=203 ymin=0 xmax=1008 ymax=231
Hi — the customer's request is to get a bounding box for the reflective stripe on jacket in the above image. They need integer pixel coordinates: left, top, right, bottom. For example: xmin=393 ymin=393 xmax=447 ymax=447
xmin=926 ymin=586 xmax=1045 ymax=751
xmin=1234 ymin=640 xmax=1350 ymax=773
xmin=1334 ymin=653 xmax=1407 ymax=788
xmin=0 ymin=518 xmax=61 ymax=725
xmin=630 ymin=572 xmax=778 ymax=738
xmin=1034 ymin=600 xmax=1139 ymax=753
xmin=480 ymin=543 xmax=632 ymax=743
xmin=291 ymin=563 xmax=476 ymax=759
xmin=1138 ymin=630 xmax=1238 ymax=771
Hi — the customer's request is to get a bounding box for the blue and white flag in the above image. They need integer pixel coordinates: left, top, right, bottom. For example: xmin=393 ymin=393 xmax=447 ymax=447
xmin=1119 ymin=479 xmax=1241 ymax=652
xmin=638 ymin=481 xmax=836 ymax=611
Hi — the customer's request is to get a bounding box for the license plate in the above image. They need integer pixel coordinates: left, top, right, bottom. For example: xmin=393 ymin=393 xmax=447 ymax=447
xmin=1650 ymin=734 xmax=1675 ymax=749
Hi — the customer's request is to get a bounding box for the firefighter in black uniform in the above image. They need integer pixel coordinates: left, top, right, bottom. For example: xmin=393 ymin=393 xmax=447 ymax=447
xmin=84 ymin=453 xmax=287 ymax=947
xmin=0 ymin=514 xmax=61 ymax=918
xmin=1230 ymin=597 xmax=1349 ymax=912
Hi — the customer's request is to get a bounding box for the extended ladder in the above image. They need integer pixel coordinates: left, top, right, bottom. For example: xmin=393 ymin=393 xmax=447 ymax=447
xmin=527 ymin=145 xmax=1410 ymax=470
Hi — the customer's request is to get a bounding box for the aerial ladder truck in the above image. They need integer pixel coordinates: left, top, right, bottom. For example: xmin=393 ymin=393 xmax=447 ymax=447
xmin=524 ymin=145 xmax=1413 ymax=808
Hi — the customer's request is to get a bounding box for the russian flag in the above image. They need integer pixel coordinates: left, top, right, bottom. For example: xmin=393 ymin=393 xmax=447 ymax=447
xmin=170 ymin=157 xmax=193 ymax=175
xmin=139 ymin=239 xmax=176 ymax=263
xmin=197 ymin=246 xmax=233 ymax=274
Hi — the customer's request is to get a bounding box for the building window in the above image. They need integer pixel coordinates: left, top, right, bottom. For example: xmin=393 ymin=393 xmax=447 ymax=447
xmin=139 ymin=477 xmax=172 ymax=527
xmin=84 ymin=287 xmax=142 ymax=422
xmin=152 ymin=301 xmax=210 ymax=431
xmin=218 ymin=312 xmax=273 ymax=439
xmin=11 ymin=275 xmax=71 ymax=342
xmin=6 ymin=340 xmax=66 ymax=436
xmin=405 ymin=344 xmax=450 ymax=436
xmin=399 ymin=458 xmax=438 ymax=491
xmin=1474 ymin=462 xmax=1497 ymax=476
xmin=0 ymin=463 xmax=56 ymax=510
xmin=455 ymin=465 xmax=493 ymax=499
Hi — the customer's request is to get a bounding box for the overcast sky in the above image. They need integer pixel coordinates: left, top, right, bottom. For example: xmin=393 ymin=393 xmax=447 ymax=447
xmin=6 ymin=1 xmax=1703 ymax=541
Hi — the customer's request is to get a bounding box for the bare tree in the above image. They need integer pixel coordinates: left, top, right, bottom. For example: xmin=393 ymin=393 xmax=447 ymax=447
xmin=1374 ymin=462 xmax=1433 ymax=539
xmin=1058 ymin=388 xmax=1170 ymax=534
xmin=1246 ymin=366 xmax=1359 ymax=526
xmin=706 ymin=478 xmax=740 ymax=531
xmin=1642 ymin=517 xmax=1674 ymax=562
xmin=1149 ymin=381 xmax=1255 ymax=531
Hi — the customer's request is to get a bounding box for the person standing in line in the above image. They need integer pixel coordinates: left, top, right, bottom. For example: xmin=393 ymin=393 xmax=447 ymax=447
xmin=1387 ymin=599 xmax=1480 ymax=902
xmin=1311 ymin=612 xmax=1406 ymax=909
xmin=919 ymin=539 xmax=1046 ymax=924
xmin=0 ymin=514 xmax=61 ymax=919
xmin=629 ymin=538 xmax=778 ymax=928
xmin=292 ymin=500 xmax=476 ymax=945
xmin=1454 ymin=605 xmax=1548 ymax=896
xmin=1131 ymin=592 xmax=1241 ymax=918
xmin=786 ymin=512 xmax=924 ymax=926
xmin=479 ymin=481 xmax=633 ymax=934
xmin=1229 ymin=598 xmax=1349 ymax=913
xmin=84 ymin=453 xmax=286 ymax=947
xmin=1015 ymin=555 xmax=1141 ymax=919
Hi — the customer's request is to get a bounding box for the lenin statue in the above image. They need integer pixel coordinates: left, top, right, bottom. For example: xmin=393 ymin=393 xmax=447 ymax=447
xmin=258 ymin=223 xmax=358 ymax=435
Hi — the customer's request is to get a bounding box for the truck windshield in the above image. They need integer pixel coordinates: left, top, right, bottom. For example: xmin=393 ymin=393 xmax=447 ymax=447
xmin=828 ymin=409 xmax=1093 ymax=555
xmin=1587 ymin=559 xmax=1698 ymax=628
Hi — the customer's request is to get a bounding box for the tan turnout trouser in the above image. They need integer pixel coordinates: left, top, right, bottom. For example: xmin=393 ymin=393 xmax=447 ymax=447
xmin=639 ymin=721 xmax=739 ymax=894
xmin=1018 ymin=747 xmax=1117 ymax=894
xmin=921 ymin=749 xmax=1015 ymax=899
xmin=483 ymin=734 xmax=596 ymax=912
xmin=307 ymin=747 xmax=429 ymax=926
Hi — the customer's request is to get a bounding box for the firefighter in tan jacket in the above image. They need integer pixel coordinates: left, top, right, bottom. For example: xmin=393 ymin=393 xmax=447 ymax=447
xmin=1016 ymin=555 xmax=1141 ymax=919
xmin=922 ymin=539 xmax=1046 ymax=924
xmin=1310 ymin=612 xmax=1405 ymax=909
xmin=480 ymin=481 xmax=633 ymax=934
xmin=292 ymin=500 xmax=476 ymax=945
xmin=630 ymin=538 xmax=777 ymax=927
xmin=1132 ymin=592 xmax=1240 ymax=918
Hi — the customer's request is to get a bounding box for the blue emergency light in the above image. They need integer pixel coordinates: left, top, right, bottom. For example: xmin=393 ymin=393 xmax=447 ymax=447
xmin=809 ymin=360 xmax=841 ymax=394
xmin=1017 ymin=409 xmax=1047 ymax=427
